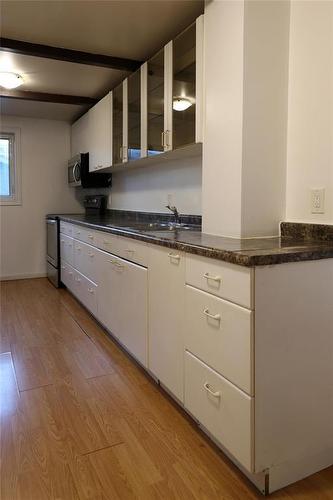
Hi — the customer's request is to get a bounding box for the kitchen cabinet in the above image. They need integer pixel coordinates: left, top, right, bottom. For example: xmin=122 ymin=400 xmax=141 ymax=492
xmin=97 ymin=250 xmax=148 ymax=367
xmin=148 ymin=246 xmax=185 ymax=402
xmin=71 ymin=112 xmax=89 ymax=156
xmin=88 ymin=92 xmax=112 ymax=172
xmin=112 ymin=82 xmax=125 ymax=165
xmin=71 ymin=92 xmax=112 ymax=171
xmin=127 ymin=69 xmax=141 ymax=161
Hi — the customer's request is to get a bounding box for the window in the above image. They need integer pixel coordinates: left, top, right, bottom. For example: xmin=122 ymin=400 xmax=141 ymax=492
xmin=0 ymin=129 xmax=21 ymax=205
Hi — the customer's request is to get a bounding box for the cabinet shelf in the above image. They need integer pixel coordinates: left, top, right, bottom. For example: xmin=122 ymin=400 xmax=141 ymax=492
xmin=101 ymin=142 xmax=202 ymax=174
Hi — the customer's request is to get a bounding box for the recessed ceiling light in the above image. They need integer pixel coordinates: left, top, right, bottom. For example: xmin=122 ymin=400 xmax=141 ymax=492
xmin=173 ymin=97 xmax=192 ymax=112
xmin=0 ymin=72 xmax=24 ymax=89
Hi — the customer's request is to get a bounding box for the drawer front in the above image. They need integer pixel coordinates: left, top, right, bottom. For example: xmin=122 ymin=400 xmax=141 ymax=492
xmin=116 ymin=236 xmax=148 ymax=267
xmin=60 ymin=234 xmax=74 ymax=266
xmin=185 ymin=254 xmax=253 ymax=309
xmin=73 ymin=269 xmax=98 ymax=316
xmin=60 ymin=261 xmax=75 ymax=291
xmin=60 ymin=221 xmax=74 ymax=237
xmin=185 ymin=351 xmax=253 ymax=472
xmin=73 ymin=240 xmax=99 ymax=284
xmin=95 ymin=231 xmax=119 ymax=255
xmin=185 ymin=285 xmax=253 ymax=395
xmin=73 ymin=225 xmax=99 ymax=246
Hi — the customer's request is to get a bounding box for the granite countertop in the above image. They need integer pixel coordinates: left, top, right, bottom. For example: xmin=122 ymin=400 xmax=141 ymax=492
xmin=51 ymin=212 xmax=333 ymax=267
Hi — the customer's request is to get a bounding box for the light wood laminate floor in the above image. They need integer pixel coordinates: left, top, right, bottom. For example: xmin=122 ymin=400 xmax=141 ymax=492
xmin=0 ymin=278 xmax=332 ymax=500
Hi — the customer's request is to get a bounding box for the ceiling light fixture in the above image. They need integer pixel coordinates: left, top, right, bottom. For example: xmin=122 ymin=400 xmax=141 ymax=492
xmin=0 ymin=72 xmax=24 ymax=89
xmin=172 ymin=97 xmax=192 ymax=112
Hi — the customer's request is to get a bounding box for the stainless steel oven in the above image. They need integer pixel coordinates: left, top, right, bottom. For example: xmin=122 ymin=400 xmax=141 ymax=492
xmin=46 ymin=216 xmax=60 ymax=287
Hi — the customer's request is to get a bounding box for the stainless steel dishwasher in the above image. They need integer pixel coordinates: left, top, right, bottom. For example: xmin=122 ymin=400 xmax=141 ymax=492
xmin=46 ymin=215 xmax=60 ymax=287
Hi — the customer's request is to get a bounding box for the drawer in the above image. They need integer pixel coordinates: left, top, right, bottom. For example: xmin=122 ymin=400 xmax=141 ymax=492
xmin=185 ymin=285 xmax=253 ymax=395
xmin=73 ymin=225 xmax=99 ymax=246
xmin=185 ymin=351 xmax=253 ymax=472
xmin=60 ymin=234 xmax=74 ymax=266
xmin=60 ymin=221 xmax=74 ymax=237
xmin=60 ymin=261 xmax=75 ymax=291
xmin=185 ymin=254 xmax=253 ymax=309
xmin=73 ymin=269 xmax=98 ymax=316
xmin=73 ymin=240 xmax=99 ymax=284
xmin=95 ymin=231 xmax=119 ymax=255
xmin=116 ymin=235 xmax=148 ymax=267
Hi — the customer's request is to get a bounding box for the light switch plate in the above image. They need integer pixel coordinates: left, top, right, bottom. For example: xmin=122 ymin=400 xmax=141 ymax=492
xmin=311 ymin=188 xmax=325 ymax=214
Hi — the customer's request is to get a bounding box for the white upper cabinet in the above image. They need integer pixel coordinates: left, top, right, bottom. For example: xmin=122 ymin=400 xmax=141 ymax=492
xmin=71 ymin=111 xmax=89 ymax=157
xmin=71 ymin=15 xmax=203 ymax=171
xmin=88 ymin=92 xmax=112 ymax=172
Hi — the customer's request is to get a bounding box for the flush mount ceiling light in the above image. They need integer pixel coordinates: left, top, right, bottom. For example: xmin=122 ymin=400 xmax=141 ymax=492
xmin=172 ymin=97 xmax=192 ymax=112
xmin=0 ymin=72 xmax=24 ymax=89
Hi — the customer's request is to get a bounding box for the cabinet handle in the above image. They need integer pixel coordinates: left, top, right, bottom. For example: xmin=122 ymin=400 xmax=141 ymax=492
xmin=203 ymin=308 xmax=221 ymax=322
xmin=76 ymin=231 xmax=81 ymax=235
xmin=75 ymin=277 xmax=81 ymax=282
xmin=88 ymin=288 xmax=94 ymax=294
xmin=161 ymin=131 xmax=165 ymax=147
xmin=203 ymin=272 xmax=221 ymax=283
xmin=168 ymin=252 xmax=180 ymax=260
xmin=68 ymin=271 xmax=73 ymax=275
xmin=107 ymin=259 xmax=116 ymax=264
xmin=125 ymin=248 xmax=134 ymax=253
xmin=61 ymin=266 xmax=65 ymax=270
xmin=88 ymin=234 xmax=94 ymax=239
xmin=61 ymin=239 xmax=64 ymax=243
xmin=88 ymin=252 xmax=95 ymax=257
xmin=76 ymin=247 xmax=81 ymax=251
xmin=103 ymin=240 xmax=110 ymax=245
xmin=204 ymin=382 xmax=221 ymax=398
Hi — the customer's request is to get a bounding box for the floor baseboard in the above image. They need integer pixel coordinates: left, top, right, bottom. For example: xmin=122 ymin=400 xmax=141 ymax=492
xmin=0 ymin=273 xmax=47 ymax=282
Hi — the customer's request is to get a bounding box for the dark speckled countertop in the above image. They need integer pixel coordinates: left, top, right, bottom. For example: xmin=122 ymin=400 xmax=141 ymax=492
xmin=51 ymin=212 xmax=333 ymax=267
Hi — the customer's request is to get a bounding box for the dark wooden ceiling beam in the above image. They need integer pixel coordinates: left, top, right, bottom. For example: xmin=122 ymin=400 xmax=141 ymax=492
xmin=0 ymin=89 xmax=98 ymax=106
xmin=0 ymin=37 xmax=142 ymax=72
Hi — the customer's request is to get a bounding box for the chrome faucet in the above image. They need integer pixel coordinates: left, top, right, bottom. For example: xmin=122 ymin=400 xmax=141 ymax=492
xmin=166 ymin=204 xmax=180 ymax=224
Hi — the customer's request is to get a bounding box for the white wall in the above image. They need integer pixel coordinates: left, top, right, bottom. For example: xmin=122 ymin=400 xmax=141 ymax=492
xmin=109 ymin=156 xmax=202 ymax=214
xmin=286 ymin=1 xmax=333 ymax=224
xmin=0 ymin=115 xmax=82 ymax=280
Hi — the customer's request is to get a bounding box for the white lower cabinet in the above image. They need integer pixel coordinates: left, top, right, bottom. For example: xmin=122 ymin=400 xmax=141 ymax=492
xmin=60 ymin=234 xmax=74 ymax=266
xmin=74 ymin=239 xmax=99 ymax=283
xmin=148 ymin=246 xmax=185 ymax=402
xmin=97 ymin=249 xmax=148 ymax=367
xmin=184 ymin=351 xmax=253 ymax=472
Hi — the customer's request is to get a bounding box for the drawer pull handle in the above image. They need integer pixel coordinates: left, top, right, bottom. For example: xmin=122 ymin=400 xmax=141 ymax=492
xmin=204 ymin=273 xmax=221 ymax=283
xmin=203 ymin=308 xmax=221 ymax=321
xmin=68 ymin=272 xmax=73 ymax=275
xmin=107 ymin=259 xmax=116 ymax=264
xmin=88 ymin=252 xmax=94 ymax=257
xmin=103 ymin=240 xmax=110 ymax=245
xmin=76 ymin=247 xmax=81 ymax=251
xmin=76 ymin=231 xmax=81 ymax=235
xmin=61 ymin=239 xmax=64 ymax=243
xmin=88 ymin=288 xmax=94 ymax=294
xmin=88 ymin=234 xmax=94 ymax=239
xmin=75 ymin=277 xmax=81 ymax=282
xmin=168 ymin=252 xmax=180 ymax=260
xmin=125 ymin=248 xmax=134 ymax=253
xmin=204 ymin=382 xmax=221 ymax=398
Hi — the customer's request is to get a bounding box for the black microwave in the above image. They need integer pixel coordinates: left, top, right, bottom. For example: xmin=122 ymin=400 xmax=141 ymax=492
xmin=68 ymin=153 xmax=112 ymax=188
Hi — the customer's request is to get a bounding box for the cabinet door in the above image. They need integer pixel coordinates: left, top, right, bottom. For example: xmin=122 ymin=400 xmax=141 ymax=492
xmin=147 ymin=47 xmax=165 ymax=156
xmin=148 ymin=246 xmax=185 ymax=401
xmin=71 ymin=112 xmax=89 ymax=156
xmin=88 ymin=93 xmax=112 ymax=172
xmin=117 ymin=257 xmax=148 ymax=367
xmin=96 ymin=251 xmax=122 ymax=338
xmin=112 ymin=83 xmax=124 ymax=165
xmin=127 ymin=69 xmax=141 ymax=161
xmin=172 ymin=23 xmax=196 ymax=149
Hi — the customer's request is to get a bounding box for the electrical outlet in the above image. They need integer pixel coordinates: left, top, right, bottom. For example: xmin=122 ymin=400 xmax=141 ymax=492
xmin=311 ymin=188 xmax=325 ymax=214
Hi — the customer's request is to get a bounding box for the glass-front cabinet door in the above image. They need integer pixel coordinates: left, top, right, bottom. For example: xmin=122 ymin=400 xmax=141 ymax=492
xmin=127 ymin=69 xmax=141 ymax=161
xmin=112 ymin=83 xmax=123 ymax=165
xmin=172 ymin=22 xmax=196 ymax=150
xmin=147 ymin=48 xmax=165 ymax=156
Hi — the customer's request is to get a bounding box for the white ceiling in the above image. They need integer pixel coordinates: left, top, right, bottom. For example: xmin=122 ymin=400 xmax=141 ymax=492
xmin=0 ymin=0 xmax=204 ymax=121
